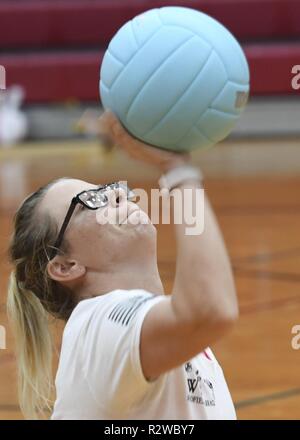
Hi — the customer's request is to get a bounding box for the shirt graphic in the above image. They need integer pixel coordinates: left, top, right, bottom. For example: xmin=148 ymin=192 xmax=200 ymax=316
xmin=107 ymin=294 xmax=154 ymax=326
xmin=185 ymin=361 xmax=216 ymax=407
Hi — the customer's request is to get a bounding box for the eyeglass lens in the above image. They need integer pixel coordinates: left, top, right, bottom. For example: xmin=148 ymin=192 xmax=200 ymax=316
xmin=78 ymin=183 xmax=136 ymax=209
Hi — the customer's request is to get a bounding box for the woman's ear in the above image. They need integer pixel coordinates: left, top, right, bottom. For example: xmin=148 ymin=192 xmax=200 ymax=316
xmin=47 ymin=255 xmax=86 ymax=283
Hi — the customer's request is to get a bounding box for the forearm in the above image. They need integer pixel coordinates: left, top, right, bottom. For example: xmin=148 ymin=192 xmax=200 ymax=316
xmin=171 ymin=180 xmax=238 ymax=327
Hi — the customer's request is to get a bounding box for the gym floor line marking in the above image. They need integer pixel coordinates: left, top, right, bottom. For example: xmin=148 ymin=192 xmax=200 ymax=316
xmin=217 ymin=206 xmax=300 ymax=215
xmin=232 ymin=246 xmax=300 ymax=265
xmin=233 ymin=267 xmax=300 ymax=283
xmin=3 ymin=388 xmax=300 ymax=414
xmin=240 ymin=294 xmax=300 ymax=315
xmin=0 ymin=404 xmax=20 ymax=412
xmin=235 ymin=388 xmax=300 ymax=409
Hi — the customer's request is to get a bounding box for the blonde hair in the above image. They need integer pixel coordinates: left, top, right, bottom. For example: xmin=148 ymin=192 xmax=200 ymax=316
xmin=7 ymin=179 xmax=76 ymax=419
xmin=7 ymin=272 xmax=53 ymax=419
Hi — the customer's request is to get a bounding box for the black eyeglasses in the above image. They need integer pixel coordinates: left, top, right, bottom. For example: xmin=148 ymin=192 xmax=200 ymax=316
xmin=48 ymin=182 xmax=136 ymax=260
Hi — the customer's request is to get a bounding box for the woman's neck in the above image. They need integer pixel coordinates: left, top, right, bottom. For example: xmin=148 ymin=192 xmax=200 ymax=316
xmin=75 ymin=261 xmax=165 ymax=301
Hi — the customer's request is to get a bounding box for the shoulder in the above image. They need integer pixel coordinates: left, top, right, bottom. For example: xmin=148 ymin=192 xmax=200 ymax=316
xmin=65 ymin=289 xmax=164 ymax=334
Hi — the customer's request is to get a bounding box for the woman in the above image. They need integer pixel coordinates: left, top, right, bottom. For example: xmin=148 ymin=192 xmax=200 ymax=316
xmin=7 ymin=111 xmax=238 ymax=420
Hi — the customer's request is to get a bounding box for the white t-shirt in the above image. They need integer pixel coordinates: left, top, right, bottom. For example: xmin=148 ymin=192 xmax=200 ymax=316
xmin=51 ymin=289 xmax=236 ymax=420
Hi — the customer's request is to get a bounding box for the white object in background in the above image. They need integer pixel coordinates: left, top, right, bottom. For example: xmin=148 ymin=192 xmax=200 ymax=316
xmin=0 ymin=85 xmax=28 ymax=147
xmin=0 ymin=161 xmax=28 ymax=210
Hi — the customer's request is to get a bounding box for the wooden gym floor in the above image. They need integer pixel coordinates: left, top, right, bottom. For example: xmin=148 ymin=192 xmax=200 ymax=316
xmin=0 ymin=139 xmax=300 ymax=420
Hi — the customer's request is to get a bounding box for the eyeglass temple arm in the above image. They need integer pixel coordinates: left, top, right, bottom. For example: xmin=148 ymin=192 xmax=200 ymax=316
xmin=49 ymin=198 xmax=78 ymax=260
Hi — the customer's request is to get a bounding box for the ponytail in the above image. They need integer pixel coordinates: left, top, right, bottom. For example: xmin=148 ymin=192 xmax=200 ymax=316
xmin=7 ymin=272 xmax=54 ymax=419
xmin=8 ymin=178 xmax=75 ymax=419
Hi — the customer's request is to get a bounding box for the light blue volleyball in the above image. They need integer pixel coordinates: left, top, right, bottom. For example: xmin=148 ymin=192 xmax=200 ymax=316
xmin=100 ymin=6 xmax=250 ymax=152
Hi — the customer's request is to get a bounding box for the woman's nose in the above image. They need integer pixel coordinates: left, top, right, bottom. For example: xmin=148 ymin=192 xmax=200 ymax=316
xmin=107 ymin=187 xmax=127 ymax=208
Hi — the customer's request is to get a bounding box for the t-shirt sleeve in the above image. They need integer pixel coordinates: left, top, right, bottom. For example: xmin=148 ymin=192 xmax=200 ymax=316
xmin=81 ymin=291 xmax=167 ymax=415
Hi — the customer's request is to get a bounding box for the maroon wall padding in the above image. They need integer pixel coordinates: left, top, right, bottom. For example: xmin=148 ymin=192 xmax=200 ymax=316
xmin=0 ymin=52 xmax=101 ymax=102
xmin=1 ymin=43 xmax=299 ymax=102
xmin=0 ymin=0 xmax=299 ymax=49
xmin=245 ymin=44 xmax=300 ymax=94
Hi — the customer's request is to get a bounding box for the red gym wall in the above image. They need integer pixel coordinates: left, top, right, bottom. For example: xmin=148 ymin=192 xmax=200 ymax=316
xmin=0 ymin=0 xmax=299 ymax=103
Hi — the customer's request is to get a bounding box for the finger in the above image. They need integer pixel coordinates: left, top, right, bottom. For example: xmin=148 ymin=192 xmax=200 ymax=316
xmin=108 ymin=112 xmax=190 ymax=162
xmin=111 ymin=121 xmax=147 ymax=153
xmin=98 ymin=110 xmax=117 ymax=134
xmin=115 ymin=136 xmax=145 ymax=159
